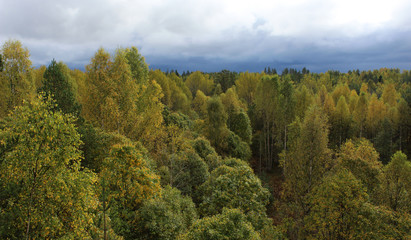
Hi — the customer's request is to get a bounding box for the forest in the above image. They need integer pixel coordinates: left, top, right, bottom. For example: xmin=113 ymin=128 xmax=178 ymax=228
xmin=0 ymin=40 xmax=410 ymax=239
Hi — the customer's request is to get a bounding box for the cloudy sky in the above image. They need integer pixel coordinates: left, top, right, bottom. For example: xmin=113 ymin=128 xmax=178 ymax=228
xmin=1 ymin=0 xmax=411 ymax=73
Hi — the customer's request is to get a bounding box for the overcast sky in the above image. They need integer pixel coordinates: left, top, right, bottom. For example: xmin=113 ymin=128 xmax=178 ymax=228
xmin=1 ymin=0 xmax=411 ymax=73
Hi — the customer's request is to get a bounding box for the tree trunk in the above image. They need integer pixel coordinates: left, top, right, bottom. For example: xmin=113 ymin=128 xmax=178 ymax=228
xmin=284 ymin=125 xmax=287 ymax=151
xmin=103 ymin=177 xmax=107 ymax=240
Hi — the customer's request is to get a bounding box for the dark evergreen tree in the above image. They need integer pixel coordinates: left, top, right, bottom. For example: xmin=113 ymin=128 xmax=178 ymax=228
xmin=0 ymin=54 xmax=3 ymax=72
xmin=374 ymin=118 xmax=398 ymax=164
xmin=40 ymin=59 xmax=81 ymax=117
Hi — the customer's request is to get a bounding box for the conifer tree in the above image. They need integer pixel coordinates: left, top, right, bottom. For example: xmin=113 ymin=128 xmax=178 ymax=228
xmin=40 ymin=59 xmax=81 ymax=117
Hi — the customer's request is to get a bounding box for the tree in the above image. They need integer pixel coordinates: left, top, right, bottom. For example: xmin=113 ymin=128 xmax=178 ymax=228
xmin=137 ymin=186 xmax=198 ymax=240
xmin=337 ymin=139 xmax=382 ymax=197
xmin=198 ymin=159 xmax=270 ymax=230
xmin=0 ymin=40 xmax=34 ymax=117
xmin=281 ymin=105 xmax=331 ymax=204
xmin=366 ymin=94 xmax=386 ymax=138
xmin=191 ymin=137 xmax=222 ymax=172
xmin=183 ymin=208 xmax=261 ymax=240
xmin=357 ymin=203 xmax=411 ymax=239
xmin=374 ymin=118 xmax=397 ymax=164
xmin=83 ymin=47 xmax=164 ymax=153
xmin=213 ymin=69 xmax=238 ymax=92
xmin=150 ymin=70 xmax=191 ymax=113
xmin=397 ymin=98 xmax=410 ymax=153
xmin=378 ymin=151 xmax=411 ymax=212
xmin=0 ymin=53 xmax=3 ymax=71
xmin=32 ymin=65 xmax=46 ymax=90
xmin=235 ymin=72 xmax=260 ymax=106
xmin=125 ymin=46 xmax=148 ymax=85
xmin=192 ymin=90 xmax=208 ymax=119
xmin=98 ymin=144 xmax=160 ymax=239
xmin=294 ymin=85 xmax=313 ymax=119
xmin=305 ymin=169 xmax=368 ymax=240
xmin=185 ymin=71 xmax=214 ymax=96
xmin=279 ymin=76 xmax=296 ymax=151
xmin=348 ymin=89 xmax=358 ymax=113
xmin=82 ymin=47 xmax=113 ymax=129
xmin=159 ymin=150 xmax=209 ymax=197
xmin=39 ymin=59 xmax=81 ymax=117
xmin=254 ymin=75 xmax=280 ymax=170
xmin=150 ymin=70 xmax=172 ymax=107
xmin=0 ymin=95 xmax=97 ymax=239
xmin=331 ymin=84 xmax=350 ymax=105
xmin=227 ymin=110 xmax=252 ymax=144
xmin=382 ymin=83 xmax=398 ymax=107
xmin=352 ymin=92 xmax=368 ymax=138
xmin=220 ymin=87 xmax=245 ymax=114
xmin=280 ymin=106 xmax=332 ymax=238
xmin=205 ymin=96 xmax=229 ymax=154
xmin=331 ymin=96 xmax=351 ymax=147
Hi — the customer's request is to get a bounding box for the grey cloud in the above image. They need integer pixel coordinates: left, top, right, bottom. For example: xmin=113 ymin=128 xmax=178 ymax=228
xmin=1 ymin=0 xmax=410 ymax=72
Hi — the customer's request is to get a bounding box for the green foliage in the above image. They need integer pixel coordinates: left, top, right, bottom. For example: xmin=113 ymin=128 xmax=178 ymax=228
xmin=191 ymin=137 xmax=222 ymax=171
xmin=0 ymin=40 xmax=34 ymax=117
xmin=281 ymin=106 xmax=331 ymax=206
xmin=254 ymin=75 xmax=281 ymax=170
xmin=137 ymin=186 xmax=198 ymax=240
xmin=83 ymin=47 xmax=164 ymax=153
xmin=163 ymin=110 xmax=193 ymax=130
xmin=77 ymin=123 xmax=136 ymax=172
xmin=40 ymin=59 xmax=81 ymax=117
xmin=125 ymin=46 xmax=148 ymax=84
xmin=357 ymin=203 xmax=411 ymax=239
xmin=235 ymin=72 xmax=261 ymax=106
xmin=198 ymin=159 xmax=270 ymax=230
xmin=150 ymin=69 xmax=190 ymax=112
xmin=337 ymin=139 xmax=382 ymax=197
xmin=330 ymin=95 xmax=352 ymax=147
xmin=206 ymin=96 xmax=229 ymax=152
xmin=352 ymin=92 xmax=368 ymax=138
xmin=160 ymin=150 xmax=209 ymax=196
xmin=0 ymin=95 xmax=97 ymax=239
xmin=280 ymin=106 xmax=332 ymax=238
xmin=183 ymin=208 xmax=261 ymax=240
xmin=374 ymin=118 xmax=397 ymax=164
xmin=98 ymin=144 xmax=161 ymax=239
xmin=213 ymin=69 xmax=238 ymax=92
xmin=378 ymin=151 xmax=411 ymax=212
xmin=306 ymin=169 xmax=368 ymax=240
xmin=294 ymin=85 xmax=313 ymax=120
xmin=225 ymin=131 xmax=252 ymax=161
xmin=192 ymin=90 xmax=208 ymax=118
xmin=185 ymin=71 xmax=214 ymax=96
xmin=2 ymin=41 xmax=411 ymax=240
xmin=227 ymin=110 xmax=252 ymax=144
xmin=0 ymin=53 xmax=3 ymax=71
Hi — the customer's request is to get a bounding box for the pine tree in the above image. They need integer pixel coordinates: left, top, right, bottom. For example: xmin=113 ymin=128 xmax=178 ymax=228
xmin=40 ymin=59 xmax=81 ymax=117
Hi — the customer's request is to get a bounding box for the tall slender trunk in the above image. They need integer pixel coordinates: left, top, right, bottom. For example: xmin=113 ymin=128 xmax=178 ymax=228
xmin=103 ymin=177 xmax=107 ymax=240
xmin=25 ymin=188 xmax=33 ymax=240
xmin=399 ymin=125 xmax=402 ymax=151
xmin=359 ymin=122 xmax=363 ymax=139
xmin=284 ymin=125 xmax=287 ymax=151
xmin=26 ymin=167 xmax=38 ymax=240
xmin=259 ymin=134 xmax=262 ymax=174
xmin=264 ymin=119 xmax=270 ymax=170
xmin=9 ymin=76 xmax=16 ymax=109
xmin=271 ymin=121 xmax=275 ymax=170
